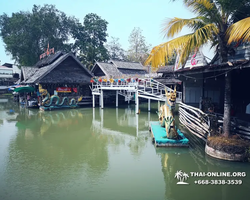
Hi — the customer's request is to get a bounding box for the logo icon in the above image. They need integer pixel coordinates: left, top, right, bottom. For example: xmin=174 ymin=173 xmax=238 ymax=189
xmin=174 ymin=170 xmax=189 ymax=184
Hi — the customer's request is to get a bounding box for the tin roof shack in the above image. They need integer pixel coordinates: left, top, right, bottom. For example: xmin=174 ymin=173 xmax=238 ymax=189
xmin=20 ymin=51 xmax=93 ymax=103
xmin=91 ymin=60 xmax=147 ymax=78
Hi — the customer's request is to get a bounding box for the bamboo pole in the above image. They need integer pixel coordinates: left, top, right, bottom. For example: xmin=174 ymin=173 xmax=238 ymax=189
xmin=237 ymin=125 xmax=250 ymax=132
xmin=179 ymin=114 xmax=207 ymax=136
xmin=179 ymin=116 xmax=207 ymax=142
xmin=235 ymin=129 xmax=250 ymax=136
xmin=179 ymin=112 xmax=208 ymax=135
xmin=179 ymin=107 xmax=209 ymax=132
xmin=179 ymin=102 xmax=209 ymax=124
xmin=179 ymin=114 xmax=207 ymax=137
xmin=179 ymin=108 xmax=209 ymax=133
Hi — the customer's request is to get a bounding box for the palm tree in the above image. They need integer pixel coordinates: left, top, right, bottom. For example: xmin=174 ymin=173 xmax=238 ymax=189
xmin=145 ymin=0 xmax=250 ymax=137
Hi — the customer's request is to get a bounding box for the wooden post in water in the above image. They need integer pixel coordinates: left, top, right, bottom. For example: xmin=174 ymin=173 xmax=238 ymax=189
xmin=100 ymin=108 xmax=104 ymax=132
xmin=93 ymin=107 xmax=95 ymax=121
xmin=101 ymin=90 xmax=104 ymax=109
xmin=148 ymin=99 xmax=151 ymax=112
xmin=116 ymin=108 xmax=118 ymax=121
xmin=116 ymin=90 xmax=118 ymax=107
xmin=128 ymin=92 xmax=130 ymax=104
xmin=92 ymin=94 xmax=95 ymax=108
xmin=99 ymin=94 xmax=101 ymax=107
xmin=136 ymin=113 xmax=139 ymax=137
xmin=136 ymin=90 xmax=139 ymax=114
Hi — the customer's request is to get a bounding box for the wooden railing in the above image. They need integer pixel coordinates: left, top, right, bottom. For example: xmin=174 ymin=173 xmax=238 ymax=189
xmin=179 ymin=102 xmax=210 ymax=142
xmin=213 ymin=114 xmax=250 ymax=140
xmin=179 ymin=102 xmax=250 ymax=141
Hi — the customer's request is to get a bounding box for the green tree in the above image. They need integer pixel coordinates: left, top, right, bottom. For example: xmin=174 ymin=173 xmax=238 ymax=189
xmin=0 ymin=4 xmax=78 ymax=66
xmin=73 ymin=13 xmax=109 ymax=69
xmin=127 ymin=27 xmax=151 ymax=64
xmin=145 ymin=0 xmax=250 ymax=137
xmin=106 ymin=36 xmax=126 ymax=61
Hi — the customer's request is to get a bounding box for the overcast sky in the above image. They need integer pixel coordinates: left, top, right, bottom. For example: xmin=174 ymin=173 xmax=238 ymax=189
xmin=0 ymin=0 xmax=215 ymax=65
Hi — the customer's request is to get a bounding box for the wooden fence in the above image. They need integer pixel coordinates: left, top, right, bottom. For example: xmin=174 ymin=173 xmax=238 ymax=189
xmin=216 ymin=115 xmax=250 ymax=140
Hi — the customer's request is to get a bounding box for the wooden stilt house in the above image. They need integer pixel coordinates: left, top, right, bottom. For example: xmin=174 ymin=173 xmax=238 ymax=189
xmin=20 ymin=51 xmax=93 ymax=107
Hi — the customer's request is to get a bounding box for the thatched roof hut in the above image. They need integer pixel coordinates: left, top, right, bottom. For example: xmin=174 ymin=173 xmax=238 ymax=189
xmin=91 ymin=62 xmax=123 ymax=77
xmin=91 ymin=60 xmax=147 ymax=78
xmin=20 ymin=52 xmax=93 ymax=85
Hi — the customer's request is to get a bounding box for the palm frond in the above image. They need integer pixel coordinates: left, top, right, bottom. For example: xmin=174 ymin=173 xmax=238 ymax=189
xmin=185 ymin=0 xmax=214 ymax=12
xmin=227 ymin=17 xmax=250 ymax=44
xmin=145 ymin=23 xmax=218 ymax=69
xmin=162 ymin=17 xmax=205 ymax=38
xmin=184 ymin=0 xmax=222 ymax=26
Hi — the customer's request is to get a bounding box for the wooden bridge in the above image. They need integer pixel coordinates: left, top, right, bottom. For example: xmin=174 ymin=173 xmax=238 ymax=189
xmin=90 ymin=77 xmax=182 ymax=114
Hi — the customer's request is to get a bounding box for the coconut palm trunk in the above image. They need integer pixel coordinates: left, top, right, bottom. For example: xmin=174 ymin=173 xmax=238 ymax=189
xmin=219 ymin=35 xmax=232 ymax=137
xmin=223 ymin=72 xmax=231 ymax=137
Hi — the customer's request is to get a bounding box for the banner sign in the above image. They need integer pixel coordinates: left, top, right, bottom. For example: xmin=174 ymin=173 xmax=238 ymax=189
xmin=73 ymin=88 xmax=77 ymax=93
xmin=56 ymin=87 xmax=71 ymax=93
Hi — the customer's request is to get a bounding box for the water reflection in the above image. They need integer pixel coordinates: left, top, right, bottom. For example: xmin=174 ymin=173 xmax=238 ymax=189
xmin=91 ymin=107 xmax=150 ymax=156
xmin=92 ymin=107 xmax=146 ymax=136
xmin=1 ymin=104 xmax=155 ymax=200
xmin=1 ymin=99 xmax=250 ymax=200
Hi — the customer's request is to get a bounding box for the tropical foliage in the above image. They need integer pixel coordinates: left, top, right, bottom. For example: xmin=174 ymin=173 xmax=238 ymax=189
xmin=0 ymin=6 xmax=110 ymax=68
xmin=0 ymin=4 xmax=78 ymax=66
xmin=145 ymin=0 xmax=250 ymax=69
xmin=72 ymin=13 xmax=109 ymax=70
